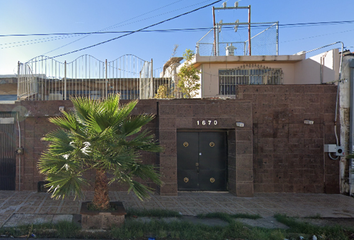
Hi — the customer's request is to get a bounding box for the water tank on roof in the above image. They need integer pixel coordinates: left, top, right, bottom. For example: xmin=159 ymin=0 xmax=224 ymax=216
xmin=226 ymin=44 xmax=236 ymax=56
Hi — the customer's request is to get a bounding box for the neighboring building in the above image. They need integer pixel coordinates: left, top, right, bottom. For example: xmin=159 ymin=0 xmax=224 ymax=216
xmin=165 ymin=49 xmax=340 ymax=98
xmin=0 ymin=75 xmax=17 ymax=102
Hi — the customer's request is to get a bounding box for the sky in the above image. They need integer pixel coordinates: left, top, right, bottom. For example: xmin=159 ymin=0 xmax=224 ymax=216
xmin=0 ymin=0 xmax=353 ymax=75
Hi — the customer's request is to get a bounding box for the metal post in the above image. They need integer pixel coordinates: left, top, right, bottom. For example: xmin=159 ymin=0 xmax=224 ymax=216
xmin=139 ymin=70 xmax=142 ymax=100
xmin=216 ymin=23 xmax=219 ymax=56
xmin=276 ymin=21 xmax=279 ymax=55
xmin=150 ymin=59 xmax=153 ymax=99
xmin=17 ymin=112 xmax=21 ymax=191
xmin=64 ymin=61 xmax=67 ymax=100
xmin=17 ymin=61 xmax=20 ymax=100
xmin=213 ymin=7 xmax=216 ymax=56
xmin=105 ymin=59 xmax=108 ymax=99
xmin=248 ymin=5 xmax=251 ymax=56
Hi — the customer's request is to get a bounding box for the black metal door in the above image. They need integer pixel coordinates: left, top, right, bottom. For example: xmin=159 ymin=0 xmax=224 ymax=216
xmin=0 ymin=113 xmax=16 ymax=190
xmin=177 ymin=131 xmax=227 ymax=191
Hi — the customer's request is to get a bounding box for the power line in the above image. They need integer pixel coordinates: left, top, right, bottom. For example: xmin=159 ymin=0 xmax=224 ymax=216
xmin=281 ymin=28 xmax=354 ymax=44
xmin=42 ymin=0 xmax=183 ymax=55
xmin=49 ymin=0 xmax=223 ymax=59
xmin=42 ymin=0 xmax=215 ymax=55
xmin=0 ymin=28 xmax=213 ymax=38
xmin=0 ymin=35 xmax=80 ymax=50
xmin=1 ymin=19 xmax=353 ymax=51
xmin=1 ymin=19 xmax=353 ymax=38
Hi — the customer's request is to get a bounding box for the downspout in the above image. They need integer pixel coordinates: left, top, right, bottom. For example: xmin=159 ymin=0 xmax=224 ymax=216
xmin=349 ymin=59 xmax=354 ymax=196
xmin=306 ymin=42 xmax=345 ymax=192
xmin=17 ymin=112 xmax=21 ymax=191
xmin=306 ymin=41 xmax=344 ymax=153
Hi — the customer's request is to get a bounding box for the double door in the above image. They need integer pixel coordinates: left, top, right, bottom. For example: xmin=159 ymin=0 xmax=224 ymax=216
xmin=177 ymin=131 xmax=227 ymax=191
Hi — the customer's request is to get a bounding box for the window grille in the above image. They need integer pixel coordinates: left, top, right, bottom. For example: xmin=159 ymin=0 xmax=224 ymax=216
xmin=219 ymin=65 xmax=283 ymax=95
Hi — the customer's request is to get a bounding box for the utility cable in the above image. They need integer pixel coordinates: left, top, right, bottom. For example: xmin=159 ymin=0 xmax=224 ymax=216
xmin=49 ymin=0 xmax=222 ymax=60
xmin=42 ymin=0 xmax=183 ymax=55
xmin=1 ymin=20 xmax=353 ymax=51
xmin=3 ymin=26 xmax=352 ymax=51
xmin=0 ymin=35 xmax=80 ymax=50
xmin=42 ymin=0 xmax=215 ymax=55
xmin=2 ymin=19 xmax=354 ymax=38
xmin=0 ymin=35 xmax=68 ymax=46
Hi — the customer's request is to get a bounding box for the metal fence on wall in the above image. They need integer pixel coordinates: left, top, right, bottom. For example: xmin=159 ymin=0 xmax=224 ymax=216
xmin=18 ymin=54 xmax=172 ymax=101
xmin=196 ymin=22 xmax=279 ymax=56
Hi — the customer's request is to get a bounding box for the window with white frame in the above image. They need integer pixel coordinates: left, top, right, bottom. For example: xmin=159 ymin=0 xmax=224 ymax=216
xmin=219 ymin=65 xmax=283 ymax=95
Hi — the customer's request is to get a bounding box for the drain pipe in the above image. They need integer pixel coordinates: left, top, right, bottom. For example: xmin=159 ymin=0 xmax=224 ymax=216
xmin=307 ymin=41 xmax=344 ymax=154
xmin=306 ymin=42 xmax=345 ymax=193
xmin=17 ymin=112 xmax=21 ymax=191
xmin=349 ymin=59 xmax=354 ymax=196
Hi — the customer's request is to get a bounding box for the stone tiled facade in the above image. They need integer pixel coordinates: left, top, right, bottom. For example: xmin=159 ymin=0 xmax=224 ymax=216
xmin=0 ymin=84 xmax=338 ymax=195
xmin=157 ymin=99 xmax=253 ymax=196
xmin=236 ymin=85 xmax=338 ymax=194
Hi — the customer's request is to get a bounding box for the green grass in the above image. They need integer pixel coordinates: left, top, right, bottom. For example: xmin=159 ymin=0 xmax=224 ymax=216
xmin=197 ymin=212 xmax=261 ymax=224
xmin=126 ymin=208 xmax=182 ymax=218
xmin=0 ymin=221 xmax=79 ymax=239
xmin=232 ymin=213 xmax=262 ymax=219
xmin=111 ymin=218 xmax=285 ymax=240
xmin=1 ymin=212 xmax=353 ymax=240
xmin=275 ymin=214 xmax=354 ymax=240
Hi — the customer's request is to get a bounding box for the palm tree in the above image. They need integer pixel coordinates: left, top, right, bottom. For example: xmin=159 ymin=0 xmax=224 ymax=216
xmin=38 ymin=94 xmax=163 ymax=210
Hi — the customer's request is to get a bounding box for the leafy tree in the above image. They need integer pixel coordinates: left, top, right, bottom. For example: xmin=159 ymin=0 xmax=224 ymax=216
xmin=38 ymin=95 xmax=163 ymax=210
xmin=177 ymin=49 xmax=201 ymax=98
xmin=154 ymin=84 xmax=174 ymax=99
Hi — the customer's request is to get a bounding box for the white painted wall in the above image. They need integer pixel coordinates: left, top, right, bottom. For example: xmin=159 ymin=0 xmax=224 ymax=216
xmin=294 ymin=49 xmax=339 ymax=84
xmin=199 ymin=62 xmax=298 ymax=98
xmin=162 ymin=49 xmax=340 ymax=98
xmin=192 ymin=49 xmax=340 ymax=97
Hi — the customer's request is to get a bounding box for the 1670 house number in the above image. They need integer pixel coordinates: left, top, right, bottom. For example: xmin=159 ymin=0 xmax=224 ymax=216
xmin=196 ymin=120 xmax=218 ymax=126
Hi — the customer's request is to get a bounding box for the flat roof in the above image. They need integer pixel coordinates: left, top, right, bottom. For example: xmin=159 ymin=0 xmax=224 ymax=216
xmin=192 ymin=54 xmax=306 ymax=67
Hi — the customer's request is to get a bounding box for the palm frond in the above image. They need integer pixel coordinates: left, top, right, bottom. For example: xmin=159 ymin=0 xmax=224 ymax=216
xmin=71 ymin=96 xmax=96 ymax=122
xmin=130 ymin=164 xmax=162 ymax=186
xmin=46 ymin=171 xmax=87 ymax=200
xmin=38 ymin=152 xmax=82 ymax=175
xmin=40 ymin=95 xmax=162 ymax=204
xmin=127 ymin=180 xmax=153 ymax=201
xmin=126 ymin=129 xmax=163 ymax=152
xmin=119 ymin=114 xmax=155 ymax=137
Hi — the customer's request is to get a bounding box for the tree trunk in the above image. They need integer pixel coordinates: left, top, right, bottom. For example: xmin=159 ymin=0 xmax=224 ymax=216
xmin=93 ymin=169 xmax=110 ymax=210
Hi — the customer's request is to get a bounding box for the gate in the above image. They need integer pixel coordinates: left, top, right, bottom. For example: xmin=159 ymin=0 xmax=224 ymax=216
xmin=0 ymin=113 xmax=16 ymax=190
xmin=177 ymin=131 xmax=227 ymax=191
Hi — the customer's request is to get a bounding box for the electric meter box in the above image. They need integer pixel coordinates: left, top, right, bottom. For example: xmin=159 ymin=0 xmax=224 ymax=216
xmin=324 ymin=144 xmax=344 ymax=157
xmin=324 ymin=144 xmax=337 ymax=153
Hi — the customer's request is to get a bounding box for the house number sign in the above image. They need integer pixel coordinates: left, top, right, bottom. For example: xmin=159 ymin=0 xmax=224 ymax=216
xmin=196 ymin=120 xmax=218 ymax=126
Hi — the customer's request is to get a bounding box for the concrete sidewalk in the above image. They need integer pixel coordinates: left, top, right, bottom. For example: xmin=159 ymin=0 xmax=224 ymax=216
xmin=1 ymin=190 xmax=354 ymax=227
